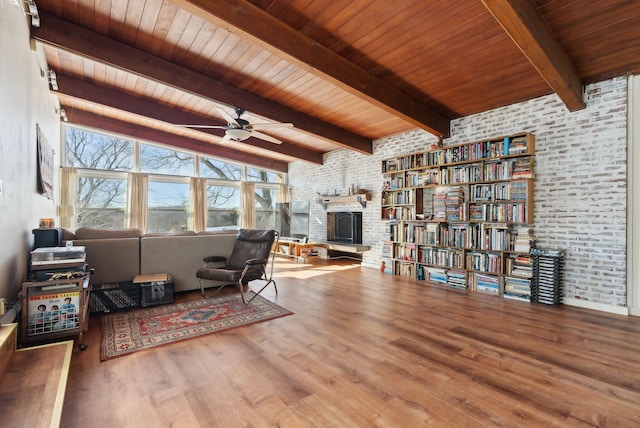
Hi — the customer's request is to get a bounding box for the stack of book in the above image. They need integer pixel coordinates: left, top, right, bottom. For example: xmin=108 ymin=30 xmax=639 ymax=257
xmin=445 ymin=187 xmax=465 ymax=220
xmin=472 ymin=273 xmax=500 ymax=294
xmin=428 ymin=267 xmax=447 ymax=284
xmin=507 ymin=136 xmax=529 ymax=155
xmin=447 ymin=269 xmax=467 ymax=289
xmin=432 ymin=192 xmax=447 ymax=219
xmin=30 ymin=246 xmax=86 ymax=281
xmin=514 ymin=227 xmax=536 ymax=253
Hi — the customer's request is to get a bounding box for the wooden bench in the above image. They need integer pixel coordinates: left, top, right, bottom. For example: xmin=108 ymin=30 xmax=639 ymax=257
xmin=0 ymin=323 xmax=73 ymax=428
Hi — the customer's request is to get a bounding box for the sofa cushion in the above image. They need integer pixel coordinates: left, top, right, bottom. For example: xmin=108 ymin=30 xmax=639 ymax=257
xmin=74 ymin=237 xmax=141 ymax=284
xmin=196 ymin=228 xmax=239 ymax=236
xmin=143 ymin=231 xmax=196 ymax=237
xmin=75 ymin=227 xmax=142 ymax=240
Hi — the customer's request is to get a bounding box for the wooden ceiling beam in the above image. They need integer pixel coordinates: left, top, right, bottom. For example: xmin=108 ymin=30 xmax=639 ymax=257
xmin=63 ymin=109 xmax=290 ymax=173
xmin=172 ymin=0 xmax=451 ymax=137
xmin=54 ymin=74 xmax=323 ymax=165
xmin=32 ymin=12 xmax=372 ymax=154
xmin=481 ymin=0 xmax=584 ymax=111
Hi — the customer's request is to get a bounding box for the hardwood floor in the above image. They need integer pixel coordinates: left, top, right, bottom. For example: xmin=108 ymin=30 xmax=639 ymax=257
xmin=61 ymin=259 xmax=640 ymax=427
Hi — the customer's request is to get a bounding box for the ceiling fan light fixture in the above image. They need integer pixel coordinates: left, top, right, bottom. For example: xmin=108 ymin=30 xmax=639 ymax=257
xmin=225 ymin=128 xmax=251 ymax=141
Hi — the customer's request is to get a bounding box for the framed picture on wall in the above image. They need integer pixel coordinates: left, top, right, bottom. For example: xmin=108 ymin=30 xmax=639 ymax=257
xmin=36 ymin=123 xmax=54 ymax=199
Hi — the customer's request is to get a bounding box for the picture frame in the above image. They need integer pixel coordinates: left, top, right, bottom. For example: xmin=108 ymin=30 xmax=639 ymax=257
xmin=36 ymin=123 xmax=54 ymax=199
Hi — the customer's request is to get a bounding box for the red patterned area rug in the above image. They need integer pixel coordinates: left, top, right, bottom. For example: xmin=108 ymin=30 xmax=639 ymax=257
xmin=100 ymin=292 xmax=293 ymax=360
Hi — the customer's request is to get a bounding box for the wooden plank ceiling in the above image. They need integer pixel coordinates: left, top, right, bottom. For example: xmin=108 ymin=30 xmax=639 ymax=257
xmin=25 ymin=0 xmax=640 ymax=171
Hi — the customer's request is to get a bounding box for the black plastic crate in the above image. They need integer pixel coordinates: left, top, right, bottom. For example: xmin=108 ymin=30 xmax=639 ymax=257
xmin=134 ymin=273 xmax=174 ymax=307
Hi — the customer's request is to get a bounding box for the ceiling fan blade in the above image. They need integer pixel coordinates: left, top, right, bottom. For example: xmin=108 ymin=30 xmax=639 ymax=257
xmin=252 ymin=130 xmax=283 ymax=144
xmin=251 ymin=122 xmax=294 ymax=130
xmin=219 ymin=133 xmax=232 ymax=144
xmin=174 ymin=124 xmax=227 ymax=129
xmin=216 ymin=106 xmax=240 ymax=125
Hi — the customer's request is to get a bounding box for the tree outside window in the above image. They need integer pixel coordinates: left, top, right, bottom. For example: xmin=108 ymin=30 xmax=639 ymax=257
xmin=66 ymin=128 xmax=132 ymax=228
xmin=254 ymin=187 xmax=277 ymax=230
xmin=65 ymin=125 xmax=285 ymax=232
xmin=65 ymin=128 xmax=133 ymax=171
xmin=247 ymin=167 xmax=283 ymax=183
xmin=206 ymin=184 xmax=239 ymax=230
xmin=76 ymin=176 xmax=127 ymax=228
xmin=141 ymin=144 xmax=193 ymax=176
xmin=200 ymin=157 xmax=241 ymax=180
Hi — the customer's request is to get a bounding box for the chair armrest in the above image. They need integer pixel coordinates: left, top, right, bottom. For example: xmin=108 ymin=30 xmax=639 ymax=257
xmin=203 ymin=255 xmax=227 ymax=263
xmin=245 ymin=258 xmax=267 ymax=266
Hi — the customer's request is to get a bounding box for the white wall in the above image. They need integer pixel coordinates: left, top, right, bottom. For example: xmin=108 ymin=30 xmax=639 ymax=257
xmin=0 ymin=1 xmax=61 ymax=304
xmin=289 ymin=77 xmax=629 ymax=315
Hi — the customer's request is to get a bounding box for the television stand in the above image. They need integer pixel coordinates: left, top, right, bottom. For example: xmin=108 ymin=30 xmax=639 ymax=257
xmin=316 ymin=241 xmax=370 ymax=261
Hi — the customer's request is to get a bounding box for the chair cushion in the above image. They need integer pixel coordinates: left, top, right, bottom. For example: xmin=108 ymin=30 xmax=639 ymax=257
xmin=196 ymin=266 xmax=264 ymax=282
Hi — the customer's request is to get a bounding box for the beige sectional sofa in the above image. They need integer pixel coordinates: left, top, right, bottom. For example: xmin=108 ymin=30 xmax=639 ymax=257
xmin=62 ymin=227 xmax=237 ymax=292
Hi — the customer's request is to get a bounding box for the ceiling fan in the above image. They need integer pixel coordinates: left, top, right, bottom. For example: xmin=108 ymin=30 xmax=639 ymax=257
xmin=177 ymin=106 xmax=293 ymax=144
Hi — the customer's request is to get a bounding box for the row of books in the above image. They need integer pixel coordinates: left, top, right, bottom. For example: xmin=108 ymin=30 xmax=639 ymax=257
xmin=470 ymin=181 xmax=528 ymax=202
xmin=416 ymin=266 xmax=467 ymax=289
xmin=387 ymin=222 xmax=536 ymax=252
xmin=469 ymin=202 xmax=527 ymax=223
xmin=469 ymin=272 xmax=500 ymax=294
xmin=394 ymin=243 xmax=417 ymax=261
xmin=384 ymin=160 xmax=533 ymax=193
xmin=440 ymin=164 xmax=483 ymax=184
xmin=409 ymin=169 xmax=440 ymax=186
xmin=466 ymin=252 xmax=503 ymax=273
xmin=383 ymin=189 xmax=416 ymax=205
xmin=418 ymin=247 xmax=464 ymax=268
xmin=383 ymin=206 xmax=415 ymax=221
xmin=381 ymin=135 xmax=532 ymax=174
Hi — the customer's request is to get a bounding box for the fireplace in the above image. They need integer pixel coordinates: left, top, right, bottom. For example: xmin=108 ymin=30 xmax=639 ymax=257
xmin=327 ymin=212 xmax=362 ymax=244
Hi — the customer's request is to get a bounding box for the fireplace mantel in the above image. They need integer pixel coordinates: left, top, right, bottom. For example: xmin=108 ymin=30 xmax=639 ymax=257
xmin=317 ymin=193 xmax=370 ymax=209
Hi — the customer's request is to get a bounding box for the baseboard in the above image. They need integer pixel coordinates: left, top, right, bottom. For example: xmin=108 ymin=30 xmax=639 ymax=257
xmin=563 ymin=297 xmax=630 ymax=316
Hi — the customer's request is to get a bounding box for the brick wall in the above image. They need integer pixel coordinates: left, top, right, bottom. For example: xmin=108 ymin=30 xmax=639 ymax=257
xmin=288 ymin=76 xmax=628 ymax=312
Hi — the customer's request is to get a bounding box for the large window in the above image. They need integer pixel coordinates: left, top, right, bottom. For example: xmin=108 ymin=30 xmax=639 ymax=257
xmin=254 ymin=187 xmax=277 ymax=230
xmin=200 ymin=157 xmax=241 ymax=180
xmin=206 ymin=184 xmax=240 ymax=230
xmin=65 ymin=127 xmax=133 ymax=171
xmin=247 ymin=167 xmax=284 ymax=183
xmin=76 ymin=174 xmax=127 ymax=228
xmin=64 ymin=125 xmax=286 ymax=232
xmin=147 ymin=180 xmax=190 ymax=232
xmin=141 ymin=144 xmax=194 ymax=176
xmin=66 ymin=128 xmax=132 ymax=228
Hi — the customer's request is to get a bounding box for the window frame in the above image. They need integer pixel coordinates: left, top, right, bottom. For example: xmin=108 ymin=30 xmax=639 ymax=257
xmin=62 ymin=124 xmax=287 ymax=233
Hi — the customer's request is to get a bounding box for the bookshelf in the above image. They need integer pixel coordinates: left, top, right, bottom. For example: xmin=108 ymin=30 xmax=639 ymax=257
xmin=381 ymin=132 xmax=536 ymax=297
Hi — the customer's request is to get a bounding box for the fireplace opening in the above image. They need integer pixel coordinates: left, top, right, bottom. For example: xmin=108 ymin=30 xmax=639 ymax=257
xmin=327 ymin=212 xmax=362 ymax=244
